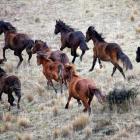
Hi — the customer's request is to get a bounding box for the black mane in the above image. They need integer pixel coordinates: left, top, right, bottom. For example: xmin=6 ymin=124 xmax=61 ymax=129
xmin=57 ymin=20 xmax=75 ymax=32
xmin=0 ymin=21 xmax=17 ymax=33
xmin=88 ymin=26 xmax=105 ymax=42
xmin=0 ymin=67 xmax=6 ymax=77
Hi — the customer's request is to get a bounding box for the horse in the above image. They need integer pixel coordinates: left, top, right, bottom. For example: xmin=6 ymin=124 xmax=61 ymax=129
xmin=36 ymin=52 xmax=67 ymax=94
xmin=64 ymin=64 xmax=105 ymax=114
xmin=54 ymin=20 xmax=89 ymax=63
xmin=0 ymin=21 xmax=34 ymax=68
xmin=86 ymin=26 xmax=133 ymax=78
xmin=136 ymin=47 xmax=140 ymax=62
xmin=0 ymin=67 xmax=21 ymax=110
xmin=32 ymin=40 xmax=69 ymax=65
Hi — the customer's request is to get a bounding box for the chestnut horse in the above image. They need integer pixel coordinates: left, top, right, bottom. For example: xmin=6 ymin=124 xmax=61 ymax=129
xmin=0 ymin=21 xmax=34 ymax=68
xmin=54 ymin=20 xmax=89 ymax=63
xmin=64 ymin=64 xmax=105 ymax=114
xmin=36 ymin=52 xmax=67 ymax=93
xmin=86 ymin=26 xmax=133 ymax=78
xmin=0 ymin=67 xmax=21 ymax=110
xmin=32 ymin=40 xmax=69 ymax=65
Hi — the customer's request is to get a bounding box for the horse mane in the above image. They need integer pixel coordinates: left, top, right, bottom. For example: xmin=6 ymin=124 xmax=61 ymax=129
xmin=88 ymin=26 xmax=105 ymax=42
xmin=0 ymin=21 xmax=17 ymax=33
xmin=57 ymin=20 xmax=75 ymax=32
xmin=0 ymin=67 xmax=6 ymax=77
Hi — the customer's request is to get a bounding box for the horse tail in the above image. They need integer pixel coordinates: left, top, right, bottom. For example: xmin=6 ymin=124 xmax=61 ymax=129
xmin=60 ymin=53 xmax=69 ymax=64
xmin=89 ymin=86 xmax=106 ymax=104
xmin=117 ymin=50 xmax=133 ymax=70
xmin=79 ymin=40 xmax=89 ymax=51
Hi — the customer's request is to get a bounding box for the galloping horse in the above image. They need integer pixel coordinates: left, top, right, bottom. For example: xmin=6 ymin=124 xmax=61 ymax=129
xmin=64 ymin=64 xmax=105 ymax=114
xmin=36 ymin=52 xmax=67 ymax=93
xmin=0 ymin=21 xmax=34 ymax=68
xmin=0 ymin=67 xmax=21 ymax=110
xmin=32 ymin=40 xmax=69 ymax=65
xmin=54 ymin=20 xmax=89 ymax=63
xmin=86 ymin=26 xmax=133 ymax=78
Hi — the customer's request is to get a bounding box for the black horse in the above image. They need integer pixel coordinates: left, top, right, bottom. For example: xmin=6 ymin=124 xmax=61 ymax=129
xmin=54 ymin=20 xmax=89 ymax=63
xmin=0 ymin=67 xmax=21 ymax=110
xmin=0 ymin=21 xmax=34 ymax=68
xmin=136 ymin=47 xmax=140 ymax=62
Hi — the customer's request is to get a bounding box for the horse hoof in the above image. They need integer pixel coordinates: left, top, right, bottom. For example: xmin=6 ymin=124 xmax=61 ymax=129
xmin=83 ymin=108 xmax=87 ymax=112
xmin=100 ymin=65 xmax=103 ymax=69
xmin=89 ymin=69 xmax=93 ymax=72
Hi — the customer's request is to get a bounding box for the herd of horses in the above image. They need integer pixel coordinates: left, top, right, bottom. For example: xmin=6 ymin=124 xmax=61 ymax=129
xmin=0 ymin=20 xmax=139 ymax=114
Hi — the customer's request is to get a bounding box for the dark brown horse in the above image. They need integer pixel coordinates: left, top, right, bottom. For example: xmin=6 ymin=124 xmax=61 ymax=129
xmin=0 ymin=21 xmax=34 ymax=68
xmin=64 ymin=64 xmax=105 ymax=114
xmin=54 ymin=20 xmax=89 ymax=63
xmin=32 ymin=40 xmax=69 ymax=65
xmin=36 ymin=52 xmax=67 ymax=93
xmin=86 ymin=26 xmax=133 ymax=78
xmin=0 ymin=67 xmax=21 ymax=110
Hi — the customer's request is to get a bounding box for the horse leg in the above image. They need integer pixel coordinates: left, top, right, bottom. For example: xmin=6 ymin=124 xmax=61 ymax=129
xmin=14 ymin=52 xmax=23 ymax=69
xmin=3 ymin=46 xmax=8 ymax=61
xmin=98 ymin=58 xmax=103 ymax=69
xmin=8 ymin=93 xmax=16 ymax=111
xmin=15 ymin=90 xmax=21 ymax=109
xmin=81 ymin=98 xmax=91 ymax=115
xmin=89 ymin=57 xmax=97 ymax=71
xmin=116 ymin=64 xmax=126 ymax=79
xmin=65 ymin=95 xmax=72 ymax=109
xmin=50 ymin=80 xmax=57 ymax=93
xmin=72 ymin=49 xmax=78 ymax=63
xmin=80 ymin=50 xmax=85 ymax=61
xmin=26 ymin=48 xmax=32 ymax=64
xmin=0 ymin=91 xmax=3 ymax=101
xmin=111 ymin=66 xmax=117 ymax=77
xmin=88 ymin=95 xmax=93 ymax=106
xmin=77 ymin=99 xmax=82 ymax=106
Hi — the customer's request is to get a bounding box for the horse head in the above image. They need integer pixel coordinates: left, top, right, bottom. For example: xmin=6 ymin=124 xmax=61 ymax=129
xmin=0 ymin=21 xmax=16 ymax=34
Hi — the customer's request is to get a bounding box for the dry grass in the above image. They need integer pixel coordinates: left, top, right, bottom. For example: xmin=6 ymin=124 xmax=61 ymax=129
xmin=36 ymin=85 xmax=45 ymax=96
xmin=72 ymin=114 xmax=90 ymax=131
xmin=16 ymin=133 xmax=33 ymax=140
xmin=61 ymin=125 xmax=72 ymax=138
xmin=26 ymin=95 xmax=34 ymax=102
xmin=2 ymin=112 xmax=13 ymax=122
xmin=52 ymin=106 xmax=59 ymax=117
xmin=130 ymin=15 xmax=135 ymax=21
xmin=84 ymin=127 xmax=92 ymax=138
xmin=0 ymin=122 xmax=12 ymax=133
xmin=135 ymin=27 xmax=140 ymax=33
xmin=53 ymin=128 xmax=61 ymax=139
xmin=17 ymin=116 xmax=30 ymax=128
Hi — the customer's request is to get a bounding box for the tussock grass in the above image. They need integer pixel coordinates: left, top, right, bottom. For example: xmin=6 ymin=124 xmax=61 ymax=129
xmin=16 ymin=133 xmax=33 ymax=140
xmin=61 ymin=125 xmax=72 ymax=138
xmin=53 ymin=128 xmax=61 ymax=139
xmin=26 ymin=95 xmax=34 ymax=102
xmin=72 ymin=114 xmax=90 ymax=131
xmin=17 ymin=116 xmax=30 ymax=128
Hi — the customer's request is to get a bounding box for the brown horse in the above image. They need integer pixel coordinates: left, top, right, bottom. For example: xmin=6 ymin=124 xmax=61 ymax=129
xmin=54 ymin=20 xmax=89 ymax=63
xmin=0 ymin=21 xmax=34 ymax=68
xmin=86 ymin=26 xmax=133 ymax=78
xmin=32 ymin=40 xmax=69 ymax=65
xmin=36 ymin=52 xmax=67 ymax=93
xmin=0 ymin=67 xmax=21 ymax=110
xmin=64 ymin=64 xmax=105 ymax=114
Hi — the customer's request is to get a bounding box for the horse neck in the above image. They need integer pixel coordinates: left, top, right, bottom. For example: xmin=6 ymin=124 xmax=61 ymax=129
xmin=91 ymin=37 xmax=105 ymax=47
